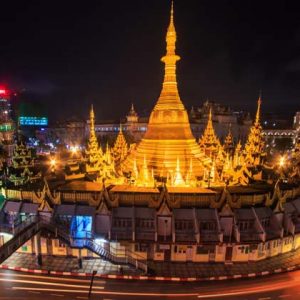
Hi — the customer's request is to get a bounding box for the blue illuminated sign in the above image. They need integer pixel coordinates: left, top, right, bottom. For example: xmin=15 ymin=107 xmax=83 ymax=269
xmin=19 ymin=116 xmax=48 ymax=126
xmin=71 ymin=216 xmax=92 ymax=238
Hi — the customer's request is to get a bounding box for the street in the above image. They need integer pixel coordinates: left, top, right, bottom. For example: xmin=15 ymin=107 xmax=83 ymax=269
xmin=1 ymin=269 xmax=300 ymax=299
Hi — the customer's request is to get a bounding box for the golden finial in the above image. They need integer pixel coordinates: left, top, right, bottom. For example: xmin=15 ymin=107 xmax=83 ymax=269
xmin=166 ymin=0 xmax=176 ymax=48
xmin=255 ymin=92 xmax=262 ymax=125
xmin=208 ymin=107 xmax=212 ymax=121
xmin=90 ymin=104 xmax=94 ymax=119
xmin=90 ymin=104 xmax=95 ymax=133
xmin=170 ymin=1 xmax=174 ymax=24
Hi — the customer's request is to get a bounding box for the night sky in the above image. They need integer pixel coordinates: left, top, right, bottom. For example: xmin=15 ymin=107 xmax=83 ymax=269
xmin=1 ymin=0 xmax=300 ymax=122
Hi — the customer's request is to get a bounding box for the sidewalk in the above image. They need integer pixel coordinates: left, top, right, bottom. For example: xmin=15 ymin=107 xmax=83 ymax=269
xmin=149 ymin=248 xmax=300 ymax=278
xmin=2 ymin=247 xmax=300 ymax=280
xmin=1 ymin=252 xmax=142 ymax=276
xmin=148 ymin=248 xmax=300 ymax=278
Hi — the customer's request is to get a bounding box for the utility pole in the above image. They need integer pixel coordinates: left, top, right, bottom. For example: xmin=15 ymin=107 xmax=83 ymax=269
xmin=88 ymin=270 xmax=97 ymax=298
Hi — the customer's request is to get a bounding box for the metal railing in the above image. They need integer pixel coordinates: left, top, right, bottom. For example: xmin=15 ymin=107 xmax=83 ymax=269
xmin=0 ymin=215 xmax=148 ymax=273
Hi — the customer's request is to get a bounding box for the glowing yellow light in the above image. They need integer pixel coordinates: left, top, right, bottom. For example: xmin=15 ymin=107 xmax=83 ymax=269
xmin=279 ymin=156 xmax=285 ymax=167
xmin=70 ymin=146 xmax=78 ymax=154
xmin=50 ymin=158 xmax=56 ymax=167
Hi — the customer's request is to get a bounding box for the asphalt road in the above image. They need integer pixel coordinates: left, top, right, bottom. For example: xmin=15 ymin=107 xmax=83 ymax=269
xmin=1 ymin=269 xmax=300 ymax=299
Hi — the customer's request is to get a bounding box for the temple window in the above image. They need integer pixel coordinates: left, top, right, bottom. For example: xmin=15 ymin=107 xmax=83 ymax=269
xmin=237 ymin=220 xmax=254 ymax=231
xmin=136 ymin=218 xmax=154 ymax=229
xmin=175 ymin=220 xmax=193 ymax=231
xmin=200 ymin=221 xmax=216 ymax=231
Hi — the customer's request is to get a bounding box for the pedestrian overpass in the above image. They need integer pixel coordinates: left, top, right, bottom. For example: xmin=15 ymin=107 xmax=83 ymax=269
xmin=0 ymin=215 xmax=148 ymax=273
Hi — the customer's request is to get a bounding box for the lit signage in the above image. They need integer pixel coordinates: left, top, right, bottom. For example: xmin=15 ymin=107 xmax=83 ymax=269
xmin=19 ymin=116 xmax=48 ymax=126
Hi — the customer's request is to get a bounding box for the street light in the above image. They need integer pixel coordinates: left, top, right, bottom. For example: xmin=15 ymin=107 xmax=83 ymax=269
xmin=50 ymin=158 xmax=57 ymax=173
xmin=70 ymin=145 xmax=78 ymax=155
xmin=279 ymin=156 xmax=285 ymax=168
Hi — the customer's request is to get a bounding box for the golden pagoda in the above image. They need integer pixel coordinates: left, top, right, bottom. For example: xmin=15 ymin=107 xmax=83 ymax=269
xmin=112 ymin=125 xmax=128 ymax=165
xmin=122 ymin=2 xmax=209 ymax=181
xmin=223 ymin=125 xmax=234 ymax=155
xmin=243 ymin=95 xmax=266 ymax=166
xmin=199 ymin=108 xmax=223 ymax=157
xmin=85 ymin=105 xmax=104 ymax=174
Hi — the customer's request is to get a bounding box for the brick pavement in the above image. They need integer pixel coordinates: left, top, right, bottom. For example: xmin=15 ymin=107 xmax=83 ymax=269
xmin=149 ymin=248 xmax=300 ymax=277
xmin=2 ymin=252 xmax=141 ymax=276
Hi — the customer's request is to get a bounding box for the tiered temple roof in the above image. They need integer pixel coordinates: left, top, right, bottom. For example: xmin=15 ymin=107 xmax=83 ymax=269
xmin=243 ymin=96 xmax=266 ymax=167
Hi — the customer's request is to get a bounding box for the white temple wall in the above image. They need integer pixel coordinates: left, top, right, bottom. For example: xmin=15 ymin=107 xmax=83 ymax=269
xmin=12 ymin=233 xmax=300 ymax=262
xmin=171 ymin=245 xmax=187 ymax=262
xmin=215 ymin=245 xmax=226 ymax=262
xmin=269 ymin=239 xmax=281 ymax=257
xmin=282 ymin=236 xmax=293 ymax=253
xmin=232 ymin=244 xmax=250 ymax=262
xmin=294 ymin=234 xmax=300 ymax=249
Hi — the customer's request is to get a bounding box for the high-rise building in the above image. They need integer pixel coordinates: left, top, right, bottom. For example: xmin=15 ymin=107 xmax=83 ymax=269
xmin=0 ymin=88 xmax=15 ymax=161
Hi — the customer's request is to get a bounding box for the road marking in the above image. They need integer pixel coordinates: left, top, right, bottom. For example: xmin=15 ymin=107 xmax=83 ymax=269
xmin=12 ymin=287 xmax=199 ymax=297
xmin=279 ymin=295 xmax=291 ymax=298
xmin=0 ymin=278 xmax=104 ymax=290
xmin=258 ymin=298 xmax=271 ymax=300
xmin=76 ymin=297 xmax=88 ymax=299
xmin=28 ymin=291 xmax=41 ymax=294
xmin=0 ymin=272 xmax=105 ymax=284
xmin=51 ymin=294 xmax=64 ymax=297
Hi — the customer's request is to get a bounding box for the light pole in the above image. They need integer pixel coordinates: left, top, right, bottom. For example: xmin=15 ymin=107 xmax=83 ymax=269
xmin=88 ymin=270 xmax=97 ymax=298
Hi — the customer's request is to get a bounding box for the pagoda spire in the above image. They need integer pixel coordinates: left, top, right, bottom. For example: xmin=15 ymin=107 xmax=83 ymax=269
xmin=243 ymin=94 xmax=265 ymax=166
xmin=130 ymin=103 xmax=135 ymax=113
xmin=112 ymin=123 xmax=128 ymax=164
xmin=90 ymin=104 xmax=95 ymax=132
xmin=88 ymin=104 xmax=100 ymax=153
xmin=174 ymin=157 xmax=185 ymax=186
xmin=224 ymin=124 xmax=234 ymax=155
xmin=85 ymin=105 xmax=103 ymax=173
xmin=155 ymin=1 xmax=183 ymax=111
xmin=199 ymin=108 xmax=222 ymax=157
xmin=255 ymin=92 xmax=262 ymax=125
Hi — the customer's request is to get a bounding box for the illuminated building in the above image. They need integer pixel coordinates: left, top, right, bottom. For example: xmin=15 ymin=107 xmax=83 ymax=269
xmin=0 ymin=88 xmax=15 ymax=160
xmin=7 ymin=141 xmax=40 ymax=186
xmin=262 ymin=111 xmax=300 ymax=154
xmin=122 ymin=3 xmax=210 ymax=180
xmin=0 ymin=2 xmax=300 ymax=269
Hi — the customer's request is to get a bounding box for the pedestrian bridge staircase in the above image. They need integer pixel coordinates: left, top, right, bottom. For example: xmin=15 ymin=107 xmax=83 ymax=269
xmin=0 ymin=215 xmax=148 ymax=273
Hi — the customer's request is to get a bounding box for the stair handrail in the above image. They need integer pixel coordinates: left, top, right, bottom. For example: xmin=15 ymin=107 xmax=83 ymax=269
xmin=0 ymin=215 xmax=148 ymax=273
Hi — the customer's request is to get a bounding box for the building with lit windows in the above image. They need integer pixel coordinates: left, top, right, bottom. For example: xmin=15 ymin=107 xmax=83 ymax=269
xmin=262 ymin=111 xmax=300 ymax=154
xmin=0 ymin=88 xmax=15 ymax=160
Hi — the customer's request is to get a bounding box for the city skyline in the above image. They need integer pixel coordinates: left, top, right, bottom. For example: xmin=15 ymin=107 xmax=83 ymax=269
xmin=0 ymin=0 xmax=300 ymax=121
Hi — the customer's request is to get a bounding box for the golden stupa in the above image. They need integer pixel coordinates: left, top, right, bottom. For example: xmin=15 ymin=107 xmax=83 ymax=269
xmin=123 ymin=3 xmax=210 ymax=179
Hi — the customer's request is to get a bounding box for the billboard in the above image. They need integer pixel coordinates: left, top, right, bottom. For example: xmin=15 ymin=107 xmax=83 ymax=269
xmin=19 ymin=116 xmax=48 ymax=126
